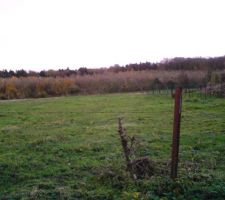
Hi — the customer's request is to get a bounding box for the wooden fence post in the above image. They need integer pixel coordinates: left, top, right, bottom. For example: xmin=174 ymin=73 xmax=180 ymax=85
xmin=171 ymin=87 xmax=182 ymax=179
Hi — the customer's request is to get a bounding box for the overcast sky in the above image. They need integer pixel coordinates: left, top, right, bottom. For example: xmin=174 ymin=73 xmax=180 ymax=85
xmin=0 ymin=0 xmax=225 ymax=71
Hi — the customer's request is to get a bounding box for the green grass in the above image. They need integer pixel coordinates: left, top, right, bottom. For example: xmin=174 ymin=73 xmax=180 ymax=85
xmin=0 ymin=92 xmax=225 ymax=199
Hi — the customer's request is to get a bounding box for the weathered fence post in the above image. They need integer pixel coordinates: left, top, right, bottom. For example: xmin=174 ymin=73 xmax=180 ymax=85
xmin=171 ymin=87 xmax=182 ymax=179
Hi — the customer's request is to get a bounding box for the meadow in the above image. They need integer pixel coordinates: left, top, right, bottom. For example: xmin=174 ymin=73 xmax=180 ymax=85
xmin=0 ymin=92 xmax=224 ymax=199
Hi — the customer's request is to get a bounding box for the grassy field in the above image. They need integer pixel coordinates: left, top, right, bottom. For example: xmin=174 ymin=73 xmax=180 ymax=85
xmin=0 ymin=92 xmax=225 ymax=199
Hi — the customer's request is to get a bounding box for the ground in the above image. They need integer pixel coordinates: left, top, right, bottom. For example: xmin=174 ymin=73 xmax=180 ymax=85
xmin=0 ymin=92 xmax=225 ymax=199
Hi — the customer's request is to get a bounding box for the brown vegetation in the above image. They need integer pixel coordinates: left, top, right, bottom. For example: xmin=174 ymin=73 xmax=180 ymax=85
xmin=1 ymin=56 xmax=225 ymax=99
xmin=118 ymin=118 xmax=155 ymax=179
xmin=0 ymin=70 xmax=212 ymax=99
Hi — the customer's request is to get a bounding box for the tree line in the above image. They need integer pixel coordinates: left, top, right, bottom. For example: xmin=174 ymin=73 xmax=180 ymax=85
xmin=1 ymin=56 xmax=225 ymax=78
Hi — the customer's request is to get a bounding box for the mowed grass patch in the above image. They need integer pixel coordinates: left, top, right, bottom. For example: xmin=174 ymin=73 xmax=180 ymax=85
xmin=0 ymin=93 xmax=225 ymax=199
